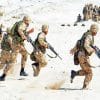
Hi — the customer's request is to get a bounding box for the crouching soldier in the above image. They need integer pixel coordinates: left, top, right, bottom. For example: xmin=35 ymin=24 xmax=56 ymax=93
xmin=0 ymin=28 xmax=14 ymax=81
xmin=30 ymin=25 xmax=48 ymax=76
xmin=70 ymin=24 xmax=99 ymax=89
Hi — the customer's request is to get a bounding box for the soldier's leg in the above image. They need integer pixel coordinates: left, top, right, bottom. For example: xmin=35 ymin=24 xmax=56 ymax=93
xmin=0 ymin=51 xmax=14 ymax=81
xmin=71 ymin=51 xmax=92 ymax=87
xmin=32 ymin=62 xmax=39 ymax=76
xmin=33 ymin=52 xmax=47 ymax=76
xmin=82 ymin=66 xmax=92 ymax=89
xmin=11 ymin=43 xmax=19 ymax=68
xmin=0 ymin=62 xmax=15 ymax=81
xmin=0 ymin=51 xmax=7 ymax=70
xmin=39 ymin=52 xmax=47 ymax=68
xmin=20 ymin=46 xmax=28 ymax=76
xmin=78 ymin=53 xmax=92 ymax=89
xmin=0 ymin=63 xmax=5 ymax=70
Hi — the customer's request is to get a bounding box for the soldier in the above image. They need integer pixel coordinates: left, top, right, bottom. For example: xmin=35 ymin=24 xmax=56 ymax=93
xmin=30 ymin=24 xmax=48 ymax=76
xmin=77 ymin=14 xmax=82 ymax=22
xmin=83 ymin=4 xmax=88 ymax=21
xmin=11 ymin=15 xmax=34 ymax=76
xmin=0 ymin=28 xmax=14 ymax=81
xmin=70 ymin=24 xmax=98 ymax=89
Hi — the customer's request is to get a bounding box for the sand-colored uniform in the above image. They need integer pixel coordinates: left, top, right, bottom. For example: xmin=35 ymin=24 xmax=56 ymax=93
xmin=77 ymin=31 xmax=94 ymax=87
xmin=0 ymin=34 xmax=14 ymax=75
xmin=11 ymin=21 xmax=28 ymax=68
xmin=31 ymin=32 xmax=48 ymax=76
xmin=34 ymin=32 xmax=48 ymax=68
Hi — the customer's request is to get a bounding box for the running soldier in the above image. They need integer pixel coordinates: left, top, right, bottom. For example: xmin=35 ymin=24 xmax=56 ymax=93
xmin=11 ymin=16 xmax=34 ymax=76
xmin=30 ymin=24 xmax=49 ymax=76
xmin=70 ymin=24 xmax=99 ymax=89
xmin=0 ymin=28 xmax=14 ymax=81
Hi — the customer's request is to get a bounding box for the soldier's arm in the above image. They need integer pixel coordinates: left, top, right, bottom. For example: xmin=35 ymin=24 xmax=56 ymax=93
xmin=27 ymin=28 xmax=34 ymax=34
xmin=18 ymin=23 xmax=27 ymax=40
xmin=70 ymin=45 xmax=77 ymax=55
xmin=84 ymin=35 xmax=95 ymax=54
xmin=38 ymin=34 xmax=48 ymax=48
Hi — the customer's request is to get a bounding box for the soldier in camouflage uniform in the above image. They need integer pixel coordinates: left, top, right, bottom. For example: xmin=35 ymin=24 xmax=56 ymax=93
xmin=0 ymin=28 xmax=14 ymax=81
xmin=11 ymin=16 xmax=34 ymax=76
xmin=70 ymin=24 xmax=98 ymax=89
xmin=30 ymin=25 xmax=48 ymax=76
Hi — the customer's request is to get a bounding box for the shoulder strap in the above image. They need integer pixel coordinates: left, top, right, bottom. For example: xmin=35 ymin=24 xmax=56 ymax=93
xmin=76 ymin=30 xmax=89 ymax=50
xmin=35 ymin=32 xmax=41 ymax=43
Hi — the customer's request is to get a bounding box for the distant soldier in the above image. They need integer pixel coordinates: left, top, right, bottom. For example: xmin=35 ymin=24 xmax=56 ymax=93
xmin=11 ymin=15 xmax=34 ymax=76
xmin=87 ymin=4 xmax=93 ymax=20
xmin=0 ymin=28 xmax=14 ymax=81
xmin=77 ymin=14 xmax=82 ymax=22
xmin=83 ymin=5 xmax=88 ymax=21
xmin=70 ymin=24 xmax=99 ymax=89
xmin=30 ymin=25 xmax=49 ymax=76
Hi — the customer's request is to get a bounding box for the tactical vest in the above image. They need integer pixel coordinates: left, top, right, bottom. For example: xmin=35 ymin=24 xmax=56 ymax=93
xmin=76 ymin=30 xmax=94 ymax=55
xmin=1 ymin=34 xmax=12 ymax=51
xmin=35 ymin=32 xmax=47 ymax=54
xmin=11 ymin=21 xmax=27 ymax=44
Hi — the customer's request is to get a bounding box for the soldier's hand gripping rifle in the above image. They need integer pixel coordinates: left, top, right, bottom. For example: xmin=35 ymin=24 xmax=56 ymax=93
xmin=47 ymin=43 xmax=62 ymax=60
xmin=91 ymin=45 xmax=100 ymax=58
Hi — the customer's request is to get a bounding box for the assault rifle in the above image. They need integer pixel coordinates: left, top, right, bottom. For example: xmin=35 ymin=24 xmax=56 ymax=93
xmin=48 ymin=43 xmax=62 ymax=60
xmin=26 ymin=35 xmax=62 ymax=60
xmin=91 ymin=45 xmax=100 ymax=58
xmin=26 ymin=36 xmax=35 ymax=49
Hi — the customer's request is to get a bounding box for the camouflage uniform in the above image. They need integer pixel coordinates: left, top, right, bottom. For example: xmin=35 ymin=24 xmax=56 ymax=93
xmin=31 ymin=25 xmax=48 ymax=76
xmin=0 ymin=31 xmax=14 ymax=81
xmin=11 ymin=16 xmax=34 ymax=76
xmin=11 ymin=20 xmax=28 ymax=76
xmin=34 ymin=32 xmax=48 ymax=66
xmin=70 ymin=24 xmax=98 ymax=89
xmin=83 ymin=5 xmax=88 ymax=21
xmin=77 ymin=32 xmax=94 ymax=88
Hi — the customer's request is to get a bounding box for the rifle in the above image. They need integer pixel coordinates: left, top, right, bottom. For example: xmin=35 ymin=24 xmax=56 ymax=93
xmin=91 ymin=45 xmax=100 ymax=58
xmin=26 ymin=36 xmax=36 ymax=49
xmin=48 ymin=43 xmax=62 ymax=60
xmin=26 ymin=35 xmax=62 ymax=60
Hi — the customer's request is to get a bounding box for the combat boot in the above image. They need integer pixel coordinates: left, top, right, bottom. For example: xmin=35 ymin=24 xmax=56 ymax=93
xmin=20 ymin=68 xmax=28 ymax=76
xmin=0 ymin=74 xmax=6 ymax=81
xmin=70 ymin=70 xmax=77 ymax=83
xmin=32 ymin=63 xmax=40 ymax=76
